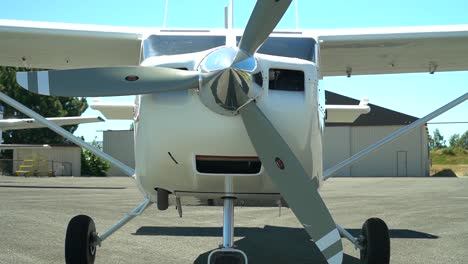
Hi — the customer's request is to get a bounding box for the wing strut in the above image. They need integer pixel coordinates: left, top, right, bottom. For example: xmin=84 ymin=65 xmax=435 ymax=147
xmin=324 ymin=92 xmax=468 ymax=179
xmin=0 ymin=91 xmax=135 ymax=177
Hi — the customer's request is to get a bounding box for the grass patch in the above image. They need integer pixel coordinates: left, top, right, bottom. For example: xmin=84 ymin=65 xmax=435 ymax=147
xmin=431 ymin=148 xmax=468 ymax=165
xmin=430 ymin=149 xmax=468 ymax=177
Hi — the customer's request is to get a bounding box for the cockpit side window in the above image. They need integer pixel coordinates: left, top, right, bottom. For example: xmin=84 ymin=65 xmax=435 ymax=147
xmin=268 ymin=69 xmax=305 ymax=91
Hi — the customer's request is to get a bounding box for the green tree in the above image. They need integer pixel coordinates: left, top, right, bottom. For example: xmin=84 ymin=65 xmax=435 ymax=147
xmin=449 ymin=133 xmax=461 ymax=148
xmin=428 ymin=133 xmax=434 ymax=149
xmin=429 ymin=129 xmax=446 ymax=150
xmin=80 ymin=138 xmax=110 ymax=176
xmin=458 ymin=131 xmax=468 ymax=149
xmin=0 ymin=66 xmax=88 ymax=144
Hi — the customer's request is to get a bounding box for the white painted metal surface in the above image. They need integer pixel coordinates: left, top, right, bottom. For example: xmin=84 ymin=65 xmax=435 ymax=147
xmin=3 ymin=19 xmax=468 ymax=75
xmin=316 ymin=25 xmax=468 ymax=76
xmin=0 ymin=19 xmax=143 ymax=69
xmin=90 ymin=102 xmax=135 ymax=120
xmin=325 ymin=104 xmax=370 ymax=123
xmin=133 ymin=53 xmax=324 ymax=200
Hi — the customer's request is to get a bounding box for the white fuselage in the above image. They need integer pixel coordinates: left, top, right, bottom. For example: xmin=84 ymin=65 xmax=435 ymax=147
xmin=133 ymin=50 xmax=325 ymax=202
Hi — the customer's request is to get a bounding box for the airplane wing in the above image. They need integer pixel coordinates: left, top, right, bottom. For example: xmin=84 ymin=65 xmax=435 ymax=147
xmin=3 ymin=20 xmax=468 ymax=76
xmin=0 ymin=116 xmax=103 ymax=130
xmin=316 ymin=25 xmax=468 ymax=76
xmin=90 ymin=102 xmax=135 ymax=120
xmin=0 ymin=19 xmax=143 ymax=69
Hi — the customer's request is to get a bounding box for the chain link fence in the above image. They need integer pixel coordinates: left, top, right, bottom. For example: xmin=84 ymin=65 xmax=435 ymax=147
xmin=0 ymin=159 xmax=72 ymax=176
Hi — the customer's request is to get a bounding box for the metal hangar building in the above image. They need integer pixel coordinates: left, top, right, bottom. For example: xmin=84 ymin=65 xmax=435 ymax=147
xmin=324 ymin=91 xmax=430 ymax=177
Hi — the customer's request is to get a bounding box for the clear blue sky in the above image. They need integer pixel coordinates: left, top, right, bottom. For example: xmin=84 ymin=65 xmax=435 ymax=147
xmin=1 ymin=0 xmax=467 ymax=142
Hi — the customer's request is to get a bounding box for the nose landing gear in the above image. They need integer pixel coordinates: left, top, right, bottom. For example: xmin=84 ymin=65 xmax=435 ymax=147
xmin=207 ymin=197 xmax=248 ymax=264
xmin=208 ymin=248 xmax=248 ymax=264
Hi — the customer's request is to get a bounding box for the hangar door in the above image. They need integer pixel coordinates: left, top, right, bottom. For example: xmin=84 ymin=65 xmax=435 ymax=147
xmin=397 ymin=151 xmax=408 ymax=177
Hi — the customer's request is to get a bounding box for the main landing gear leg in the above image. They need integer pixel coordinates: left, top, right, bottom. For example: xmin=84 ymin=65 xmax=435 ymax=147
xmin=337 ymin=218 xmax=390 ymax=264
xmin=207 ymin=197 xmax=248 ymax=264
xmin=65 ymin=197 xmax=152 ymax=264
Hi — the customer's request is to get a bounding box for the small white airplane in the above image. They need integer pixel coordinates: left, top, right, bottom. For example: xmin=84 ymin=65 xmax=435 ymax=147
xmin=0 ymin=0 xmax=467 ymax=263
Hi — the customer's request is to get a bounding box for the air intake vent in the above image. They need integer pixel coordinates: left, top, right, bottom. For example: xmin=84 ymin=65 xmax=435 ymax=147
xmin=196 ymin=155 xmax=261 ymax=174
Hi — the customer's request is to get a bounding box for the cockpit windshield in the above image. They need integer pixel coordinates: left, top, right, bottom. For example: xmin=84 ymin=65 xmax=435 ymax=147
xmin=143 ymin=34 xmax=316 ymax=62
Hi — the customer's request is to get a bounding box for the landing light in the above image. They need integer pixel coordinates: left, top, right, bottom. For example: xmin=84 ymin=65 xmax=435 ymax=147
xmin=125 ymin=75 xmax=139 ymax=81
xmin=275 ymin=157 xmax=285 ymax=170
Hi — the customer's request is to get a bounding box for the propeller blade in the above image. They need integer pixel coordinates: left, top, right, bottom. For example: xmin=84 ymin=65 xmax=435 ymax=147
xmin=239 ymin=102 xmax=343 ymax=264
xmin=235 ymin=0 xmax=292 ymax=62
xmin=16 ymin=66 xmax=202 ymax=97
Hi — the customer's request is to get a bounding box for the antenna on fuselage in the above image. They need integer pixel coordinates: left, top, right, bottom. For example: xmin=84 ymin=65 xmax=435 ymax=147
xmin=224 ymin=0 xmax=233 ymax=29
xmin=225 ymin=0 xmax=236 ymax=46
xmin=163 ymin=0 xmax=169 ymax=28
xmin=295 ymin=0 xmax=299 ymax=30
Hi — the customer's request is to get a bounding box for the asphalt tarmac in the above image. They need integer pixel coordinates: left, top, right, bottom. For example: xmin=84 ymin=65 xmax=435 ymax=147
xmin=0 ymin=176 xmax=467 ymax=264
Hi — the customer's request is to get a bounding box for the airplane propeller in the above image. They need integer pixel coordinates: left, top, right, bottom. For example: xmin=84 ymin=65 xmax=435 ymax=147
xmin=234 ymin=0 xmax=292 ymax=64
xmin=15 ymin=0 xmax=342 ymax=262
xmin=239 ymin=102 xmax=343 ymax=263
xmin=16 ymin=66 xmax=206 ymax=97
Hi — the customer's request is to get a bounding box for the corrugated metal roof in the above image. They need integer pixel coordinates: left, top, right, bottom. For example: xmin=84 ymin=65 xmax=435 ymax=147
xmin=325 ymin=91 xmax=418 ymax=126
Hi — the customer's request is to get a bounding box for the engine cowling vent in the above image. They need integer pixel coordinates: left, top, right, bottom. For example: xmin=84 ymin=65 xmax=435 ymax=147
xmin=195 ymin=155 xmax=261 ymax=174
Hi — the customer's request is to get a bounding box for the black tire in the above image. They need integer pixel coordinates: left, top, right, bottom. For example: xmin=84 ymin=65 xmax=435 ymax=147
xmin=65 ymin=215 xmax=97 ymax=264
xmin=157 ymin=188 xmax=169 ymax=210
xmin=360 ymin=218 xmax=390 ymax=264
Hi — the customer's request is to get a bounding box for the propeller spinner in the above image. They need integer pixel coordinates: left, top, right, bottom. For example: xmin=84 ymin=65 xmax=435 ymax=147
xmin=198 ymin=47 xmax=259 ymax=116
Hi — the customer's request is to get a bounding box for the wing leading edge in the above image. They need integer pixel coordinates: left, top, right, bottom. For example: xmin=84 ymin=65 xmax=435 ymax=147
xmin=316 ymin=25 xmax=468 ymax=76
xmin=3 ymin=20 xmax=468 ymax=79
xmin=0 ymin=19 xmax=143 ymax=69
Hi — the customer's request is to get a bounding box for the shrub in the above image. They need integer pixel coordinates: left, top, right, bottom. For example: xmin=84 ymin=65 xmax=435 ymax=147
xmin=442 ymin=147 xmax=455 ymax=156
xmin=81 ymin=138 xmax=110 ymax=176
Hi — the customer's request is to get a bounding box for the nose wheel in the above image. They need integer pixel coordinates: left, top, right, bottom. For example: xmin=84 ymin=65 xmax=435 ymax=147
xmin=65 ymin=215 xmax=99 ymax=264
xmin=207 ymin=197 xmax=248 ymax=264
xmin=208 ymin=248 xmax=248 ymax=264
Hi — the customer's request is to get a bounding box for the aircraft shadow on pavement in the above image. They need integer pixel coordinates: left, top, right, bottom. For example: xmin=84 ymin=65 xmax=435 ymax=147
xmin=135 ymin=225 xmax=359 ymax=264
xmin=134 ymin=225 xmax=438 ymax=239
xmin=345 ymin=229 xmax=439 ymax=239
xmin=135 ymin=225 xmax=438 ymax=264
